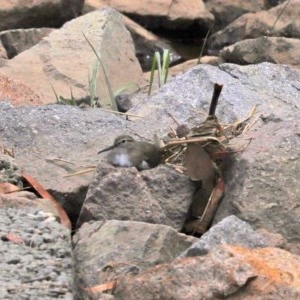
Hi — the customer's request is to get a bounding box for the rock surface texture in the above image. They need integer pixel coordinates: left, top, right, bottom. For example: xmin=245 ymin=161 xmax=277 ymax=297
xmin=0 ymin=0 xmax=300 ymax=299
xmin=114 ymin=245 xmax=300 ymax=300
xmin=73 ymin=220 xmax=197 ymax=297
xmin=0 ymin=195 xmax=73 ymax=299
xmin=77 ymin=163 xmax=194 ymax=229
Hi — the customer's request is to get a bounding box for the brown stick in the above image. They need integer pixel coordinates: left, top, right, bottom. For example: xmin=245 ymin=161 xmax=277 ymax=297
xmin=208 ymin=83 xmax=223 ymax=117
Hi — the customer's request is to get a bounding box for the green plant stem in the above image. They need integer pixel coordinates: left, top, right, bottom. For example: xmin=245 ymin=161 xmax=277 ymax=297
xmin=83 ymin=33 xmax=118 ymax=111
xmin=197 ymin=27 xmax=211 ymax=64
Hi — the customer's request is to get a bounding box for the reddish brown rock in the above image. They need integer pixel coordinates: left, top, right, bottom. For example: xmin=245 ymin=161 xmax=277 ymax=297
xmin=114 ymin=245 xmax=300 ymax=300
xmin=0 ymin=74 xmax=42 ymax=106
xmin=256 ymin=228 xmax=287 ymax=249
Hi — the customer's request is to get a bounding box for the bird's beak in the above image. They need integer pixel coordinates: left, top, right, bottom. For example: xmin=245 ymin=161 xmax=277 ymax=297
xmin=97 ymin=144 xmax=115 ymax=154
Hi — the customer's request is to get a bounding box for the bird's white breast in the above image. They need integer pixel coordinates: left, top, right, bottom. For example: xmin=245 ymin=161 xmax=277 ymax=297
xmin=138 ymin=160 xmax=150 ymax=170
xmin=109 ymin=152 xmax=133 ymax=167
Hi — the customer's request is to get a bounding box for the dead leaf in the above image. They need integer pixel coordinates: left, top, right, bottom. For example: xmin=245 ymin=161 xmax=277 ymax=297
xmin=21 ymin=174 xmax=71 ymax=230
xmin=198 ymin=177 xmax=225 ymax=228
xmin=184 ymin=177 xmax=225 ymax=234
xmin=189 ymin=180 xmax=215 ymax=218
xmin=183 ymin=143 xmax=216 ymax=182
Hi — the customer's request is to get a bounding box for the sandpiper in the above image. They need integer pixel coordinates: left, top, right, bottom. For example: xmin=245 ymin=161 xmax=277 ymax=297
xmin=98 ymin=135 xmax=161 ymax=170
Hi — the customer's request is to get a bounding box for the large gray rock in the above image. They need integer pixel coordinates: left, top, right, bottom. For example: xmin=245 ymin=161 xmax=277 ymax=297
xmin=128 ymin=62 xmax=300 ymax=251
xmin=77 ymin=163 xmax=194 ymax=230
xmin=0 ymin=8 xmax=142 ymax=105
xmin=129 ymin=62 xmax=299 ymax=127
xmin=73 ymin=220 xmax=197 ymax=298
xmin=180 ymin=215 xmax=267 ymax=257
xmin=0 ymin=102 xmax=129 ymax=216
xmin=214 ymin=114 xmax=300 ymax=246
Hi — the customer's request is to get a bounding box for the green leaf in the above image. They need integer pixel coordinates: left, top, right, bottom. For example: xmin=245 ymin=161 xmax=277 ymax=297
xmin=148 ymin=52 xmax=158 ymax=95
xmin=148 ymin=49 xmax=171 ymax=94
xmin=50 ymin=84 xmax=60 ymax=103
xmin=155 ymin=52 xmax=162 ymax=87
xmin=83 ymin=33 xmax=118 ymax=111
xmin=197 ymin=27 xmax=211 ymax=64
xmin=88 ymin=59 xmax=99 ymax=107
xmin=162 ymin=49 xmax=170 ymax=84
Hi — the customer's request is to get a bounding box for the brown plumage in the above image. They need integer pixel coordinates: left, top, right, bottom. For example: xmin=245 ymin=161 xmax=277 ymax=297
xmin=98 ymin=135 xmax=161 ymax=170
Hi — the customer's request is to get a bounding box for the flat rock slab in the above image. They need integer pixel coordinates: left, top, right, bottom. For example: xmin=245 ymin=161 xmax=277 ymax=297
xmin=0 ymin=102 xmax=130 ymax=215
xmin=129 ymin=62 xmax=299 ymax=130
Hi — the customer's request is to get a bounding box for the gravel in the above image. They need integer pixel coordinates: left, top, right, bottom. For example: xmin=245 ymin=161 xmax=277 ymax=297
xmin=0 ymin=206 xmax=73 ymax=299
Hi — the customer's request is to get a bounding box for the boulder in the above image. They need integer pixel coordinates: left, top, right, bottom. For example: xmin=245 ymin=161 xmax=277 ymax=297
xmin=0 ymin=0 xmax=83 ymax=30
xmin=180 ymin=215 xmax=267 ymax=257
xmin=204 ymin=0 xmax=266 ymax=31
xmin=85 ymin=0 xmax=214 ymax=37
xmin=209 ymin=0 xmax=300 ymax=51
xmin=73 ymin=219 xmax=197 ymax=297
xmin=220 ymin=37 xmax=300 ymax=70
xmin=0 ymin=8 xmax=143 ymax=105
xmin=114 ymin=245 xmax=300 ymax=299
xmin=77 ymin=163 xmax=194 ymax=229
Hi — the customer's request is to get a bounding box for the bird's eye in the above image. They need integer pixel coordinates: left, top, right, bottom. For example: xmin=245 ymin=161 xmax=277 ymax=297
xmin=121 ymin=139 xmax=126 ymax=143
